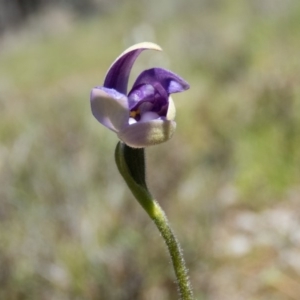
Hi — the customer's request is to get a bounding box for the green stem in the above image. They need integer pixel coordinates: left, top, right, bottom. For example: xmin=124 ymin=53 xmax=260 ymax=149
xmin=115 ymin=142 xmax=194 ymax=300
xmin=149 ymin=200 xmax=194 ymax=300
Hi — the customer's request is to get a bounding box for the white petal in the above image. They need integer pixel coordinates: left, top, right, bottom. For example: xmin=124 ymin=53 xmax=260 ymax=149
xmin=128 ymin=117 xmax=137 ymax=125
xmin=140 ymin=112 xmax=159 ymax=122
xmin=104 ymin=42 xmax=162 ymax=94
xmin=90 ymin=88 xmax=129 ymax=132
xmin=166 ymin=96 xmax=176 ymax=120
xmin=114 ymin=42 xmax=162 ymax=64
xmin=118 ymin=120 xmax=176 ymax=148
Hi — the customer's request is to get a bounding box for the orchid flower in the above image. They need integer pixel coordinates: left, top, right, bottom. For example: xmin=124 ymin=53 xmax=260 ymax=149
xmin=90 ymin=42 xmax=189 ymax=148
xmin=90 ymin=43 xmax=194 ymax=299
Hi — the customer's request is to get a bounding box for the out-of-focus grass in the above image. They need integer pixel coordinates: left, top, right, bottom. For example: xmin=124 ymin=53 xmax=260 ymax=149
xmin=1 ymin=1 xmax=300 ymax=299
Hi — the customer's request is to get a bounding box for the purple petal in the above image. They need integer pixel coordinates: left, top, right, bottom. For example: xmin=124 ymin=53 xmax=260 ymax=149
xmin=130 ymin=67 xmax=190 ymax=95
xmin=104 ymin=42 xmax=162 ymax=94
xmin=128 ymin=83 xmax=168 ymax=113
xmin=128 ymin=84 xmax=164 ymax=109
xmin=90 ymin=87 xmax=129 ymax=132
xmin=117 ymin=119 xmax=176 ymax=148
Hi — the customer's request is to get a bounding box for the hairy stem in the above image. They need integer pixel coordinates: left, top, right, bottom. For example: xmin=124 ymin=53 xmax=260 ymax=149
xmin=148 ymin=200 xmax=194 ymax=300
xmin=115 ymin=142 xmax=194 ymax=300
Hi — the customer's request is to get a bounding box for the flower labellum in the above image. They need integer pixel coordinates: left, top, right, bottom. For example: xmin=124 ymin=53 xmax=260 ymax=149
xmin=90 ymin=42 xmax=189 ymax=148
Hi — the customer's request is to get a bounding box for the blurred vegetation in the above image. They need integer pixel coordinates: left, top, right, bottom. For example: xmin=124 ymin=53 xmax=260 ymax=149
xmin=1 ymin=0 xmax=300 ymax=299
xmin=0 ymin=0 xmax=100 ymax=33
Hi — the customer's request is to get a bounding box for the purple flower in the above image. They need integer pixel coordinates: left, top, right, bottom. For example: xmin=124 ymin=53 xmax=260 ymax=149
xmin=90 ymin=42 xmax=189 ymax=148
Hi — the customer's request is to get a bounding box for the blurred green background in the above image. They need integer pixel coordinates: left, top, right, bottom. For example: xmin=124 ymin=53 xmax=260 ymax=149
xmin=1 ymin=0 xmax=300 ymax=299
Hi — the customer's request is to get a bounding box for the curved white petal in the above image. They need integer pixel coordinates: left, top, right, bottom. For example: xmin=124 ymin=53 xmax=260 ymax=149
xmin=90 ymin=88 xmax=129 ymax=132
xmin=118 ymin=42 xmax=162 ymax=58
xmin=166 ymin=96 xmax=176 ymax=120
xmin=104 ymin=42 xmax=162 ymax=94
xmin=118 ymin=119 xmax=176 ymax=148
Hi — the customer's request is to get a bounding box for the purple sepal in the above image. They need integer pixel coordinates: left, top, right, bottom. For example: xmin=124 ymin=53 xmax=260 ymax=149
xmin=130 ymin=68 xmax=190 ymax=95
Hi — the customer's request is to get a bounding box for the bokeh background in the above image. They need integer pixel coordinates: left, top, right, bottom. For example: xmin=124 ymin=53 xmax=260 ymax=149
xmin=1 ymin=0 xmax=300 ymax=299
